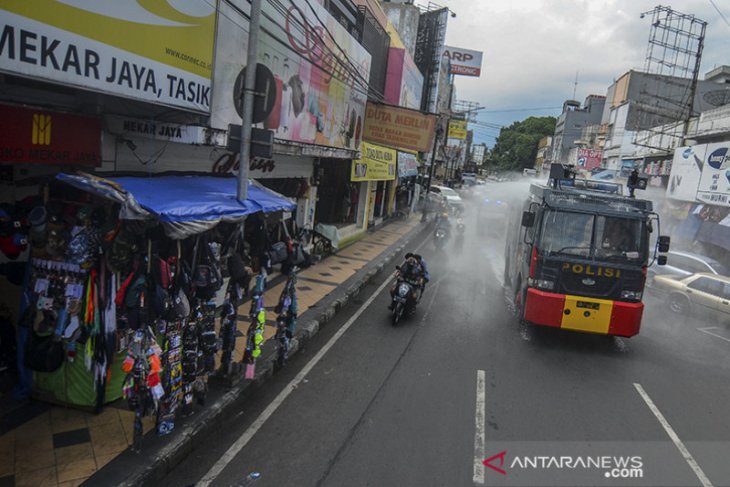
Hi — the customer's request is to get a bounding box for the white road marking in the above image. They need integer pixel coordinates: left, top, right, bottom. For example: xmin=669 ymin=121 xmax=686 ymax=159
xmin=198 ymin=241 xmax=430 ymax=486
xmin=473 ymin=369 xmax=486 ymax=484
xmin=633 ymin=383 xmax=713 ymax=487
xmin=697 ymin=327 xmax=730 ymax=343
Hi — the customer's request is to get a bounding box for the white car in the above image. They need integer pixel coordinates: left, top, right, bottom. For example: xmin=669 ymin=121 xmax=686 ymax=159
xmin=429 ymin=185 xmax=464 ymax=213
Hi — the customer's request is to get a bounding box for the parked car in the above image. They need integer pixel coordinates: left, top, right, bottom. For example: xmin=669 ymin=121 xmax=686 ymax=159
xmin=430 ymin=185 xmax=465 ymax=214
xmin=652 ymin=272 xmax=730 ymax=321
xmin=648 ymin=250 xmax=730 ymax=284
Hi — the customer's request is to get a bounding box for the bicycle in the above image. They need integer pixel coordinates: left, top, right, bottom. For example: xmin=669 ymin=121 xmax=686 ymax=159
xmin=295 ymin=225 xmax=333 ymax=258
xmin=274 ymin=269 xmax=298 ymax=367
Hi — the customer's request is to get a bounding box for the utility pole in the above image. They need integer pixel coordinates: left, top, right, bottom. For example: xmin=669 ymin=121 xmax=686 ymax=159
xmin=237 ymin=0 xmax=263 ymax=202
xmin=425 ymin=120 xmax=443 ymax=196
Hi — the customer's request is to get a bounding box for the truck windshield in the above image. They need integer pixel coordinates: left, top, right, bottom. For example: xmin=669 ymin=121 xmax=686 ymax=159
xmin=539 ymin=210 xmax=645 ymax=262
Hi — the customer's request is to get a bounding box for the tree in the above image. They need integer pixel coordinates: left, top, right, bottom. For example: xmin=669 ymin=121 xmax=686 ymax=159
xmin=491 ymin=116 xmax=556 ymax=171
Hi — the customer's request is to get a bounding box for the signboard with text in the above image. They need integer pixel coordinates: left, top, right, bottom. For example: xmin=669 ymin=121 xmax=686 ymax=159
xmin=697 ymin=142 xmax=730 ymax=206
xmin=448 ymin=120 xmax=467 ymax=139
xmin=351 ymin=142 xmax=396 ymax=181
xmin=576 ymin=148 xmax=603 ymax=170
xmin=362 ymin=103 xmax=436 ymax=153
xmin=0 ymin=104 xmax=100 ymax=165
xmin=443 ymin=46 xmax=483 ymax=77
xmin=0 ymin=1 xmax=215 ymax=112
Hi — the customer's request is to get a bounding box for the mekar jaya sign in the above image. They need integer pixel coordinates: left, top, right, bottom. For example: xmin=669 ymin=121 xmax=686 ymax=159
xmin=362 ymin=102 xmax=437 ymax=153
xmin=0 ymin=1 xmax=215 ymax=112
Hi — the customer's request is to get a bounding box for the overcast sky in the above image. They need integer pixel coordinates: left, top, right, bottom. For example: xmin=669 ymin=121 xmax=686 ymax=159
xmin=422 ymin=0 xmax=730 ymax=147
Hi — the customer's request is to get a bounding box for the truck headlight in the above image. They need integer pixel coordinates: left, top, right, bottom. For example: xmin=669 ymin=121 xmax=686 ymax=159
xmin=621 ymin=290 xmax=642 ymax=300
xmin=529 ymin=278 xmax=554 ymax=290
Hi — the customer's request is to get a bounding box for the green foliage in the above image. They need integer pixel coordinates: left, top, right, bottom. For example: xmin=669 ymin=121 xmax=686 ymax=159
xmin=490 ymin=117 xmax=556 ymax=171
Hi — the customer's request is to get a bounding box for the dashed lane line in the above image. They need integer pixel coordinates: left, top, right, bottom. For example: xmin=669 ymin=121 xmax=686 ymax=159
xmin=633 ymin=383 xmax=713 ymax=487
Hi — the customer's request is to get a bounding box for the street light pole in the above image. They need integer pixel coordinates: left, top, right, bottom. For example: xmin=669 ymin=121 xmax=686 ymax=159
xmin=237 ymin=0 xmax=263 ymax=202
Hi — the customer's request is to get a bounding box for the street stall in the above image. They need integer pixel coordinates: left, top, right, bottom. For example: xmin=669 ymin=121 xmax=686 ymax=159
xmin=18 ymin=173 xmax=295 ymax=446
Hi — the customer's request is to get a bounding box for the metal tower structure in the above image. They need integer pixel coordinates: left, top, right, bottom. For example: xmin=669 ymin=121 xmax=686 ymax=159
xmin=632 ymin=5 xmax=707 ymax=150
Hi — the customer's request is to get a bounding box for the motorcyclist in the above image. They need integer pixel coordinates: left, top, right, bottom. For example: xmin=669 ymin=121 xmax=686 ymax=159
xmin=435 ymin=211 xmax=451 ymax=238
xmin=389 ymin=253 xmax=424 ymax=309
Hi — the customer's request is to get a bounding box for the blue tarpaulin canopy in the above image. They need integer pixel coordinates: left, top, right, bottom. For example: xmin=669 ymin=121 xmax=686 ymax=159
xmin=56 ymin=173 xmax=296 ymax=239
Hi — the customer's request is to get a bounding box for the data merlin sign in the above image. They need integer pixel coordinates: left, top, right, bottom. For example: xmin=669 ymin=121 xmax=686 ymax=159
xmin=362 ymin=103 xmax=437 ymax=153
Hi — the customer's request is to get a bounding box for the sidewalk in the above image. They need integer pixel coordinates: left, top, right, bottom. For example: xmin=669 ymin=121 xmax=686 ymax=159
xmin=0 ymin=215 xmax=425 ymax=487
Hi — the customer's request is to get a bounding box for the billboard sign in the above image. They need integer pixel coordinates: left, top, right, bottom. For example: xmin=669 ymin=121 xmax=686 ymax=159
xmin=384 ymin=47 xmax=423 ymax=110
xmin=576 ymin=149 xmax=602 ymax=170
xmin=414 ymin=8 xmax=449 ymax=112
xmin=0 ymin=104 xmax=100 ymax=165
xmin=362 ymin=103 xmax=437 ymax=153
xmin=448 ymin=120 xmax=467 ymax=139
xmin=443 ymin=46 xmax=483 ymax=77
xmin=667 ymin=145 xmax=705 ymax=202
xmin=210 ymin=0 xmax=371 ymax=152
xmin=697 ymin=143 xmax=730 ymax=206
xmin=352 ymin=142 xmax=396 ymax=181
xmin=0 ymin=1 xmax=215 ymax=112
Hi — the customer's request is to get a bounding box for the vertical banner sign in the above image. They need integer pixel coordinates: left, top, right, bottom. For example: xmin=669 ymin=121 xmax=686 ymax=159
xmin=697 ymin=142 xmax=730 ymax=206
xmin=443 ymin=46 xmax=483 ymax=77
xmin=210 ymin=0 xmax=372 ymax=151
xmin=0 ymin=1 xmax=215 ymax=112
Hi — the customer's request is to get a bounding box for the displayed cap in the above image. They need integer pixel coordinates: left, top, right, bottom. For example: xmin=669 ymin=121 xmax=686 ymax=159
xmin=0 ymin=234 xmax=25 ymax=260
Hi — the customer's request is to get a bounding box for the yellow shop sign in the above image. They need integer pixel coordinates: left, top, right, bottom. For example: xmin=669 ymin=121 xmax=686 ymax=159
xmin=352 ymin=142 xmax=396 ymax=181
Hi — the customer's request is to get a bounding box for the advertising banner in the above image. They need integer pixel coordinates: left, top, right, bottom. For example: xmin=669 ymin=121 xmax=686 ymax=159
xmin=362 ymin=103 xmax=436 ymax=153
xmin=0 ymin=1 xmax=215 ymax=112
xmin=351 ymin=142 xmax=396 ymax=181
xmin=576 ymin=149 xmax=602 ymax=170
xmin=697 ymin=142 xmax=730 ymax=206
xmin=210 ymin=0 xmax=371 ymax=152
xmin=397 ymin=151 xmax=419 ymax=177
xmin=443 ymin=46 xmax=483 ymax=77
xmin=384 ymin=47 xmax=423 ymax=110
xmin=448 ymin=120 xmax=467 ymax=139
xmin=667 ymin=145 xmax=706 ymax=202
xmin=0 ymin=104 xmax=100 ymax=165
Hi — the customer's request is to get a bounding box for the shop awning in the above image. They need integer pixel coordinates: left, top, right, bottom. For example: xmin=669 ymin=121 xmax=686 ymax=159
xmin=56 ymin=173 xmax=296 ymax=239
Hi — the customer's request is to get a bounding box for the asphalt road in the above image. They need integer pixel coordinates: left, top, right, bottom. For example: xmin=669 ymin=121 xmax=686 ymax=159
xmin=161 ymin=181 xmax=730 ymax=487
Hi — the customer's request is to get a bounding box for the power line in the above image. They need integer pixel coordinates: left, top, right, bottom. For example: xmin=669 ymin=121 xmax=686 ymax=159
xmin=474 ymin=106 xmax=563 ymax=114
xmin=708 ymin=0 xmax=730 ymax=28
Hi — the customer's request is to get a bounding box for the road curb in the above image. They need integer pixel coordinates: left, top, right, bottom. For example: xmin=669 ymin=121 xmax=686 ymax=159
xmin=108 ymin=221 xmax=429 ymax=487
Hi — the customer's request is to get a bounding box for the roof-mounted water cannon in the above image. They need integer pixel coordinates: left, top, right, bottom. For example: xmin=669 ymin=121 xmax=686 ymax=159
xmin=547 ymin=163 xmax=576 ymax=189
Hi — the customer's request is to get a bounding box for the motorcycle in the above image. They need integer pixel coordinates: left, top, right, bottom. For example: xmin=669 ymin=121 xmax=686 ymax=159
xmin=454 ymin=219 xmax=465 ymax=249
xmin=434 ymin=226 xmax=448 ymax=250
xmin=390 ymin=266 xmax=420 ymax=325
